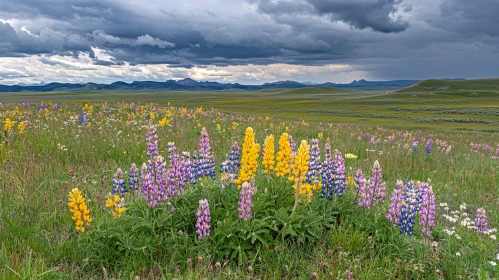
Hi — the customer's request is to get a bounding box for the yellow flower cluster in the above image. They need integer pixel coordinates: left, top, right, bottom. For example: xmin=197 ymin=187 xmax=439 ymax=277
xmin=291 ymin=140 xmax=310 ymax=213
xmin=18 ymin=121 xmax=26 ymax=134
xmin=275 ymin=133 xmax=293 ymax=177
xmin=344 ymin=153 xmax=358 ymax=159
xmin=4 ymin=118 xmax=15 ymax=132
xmin=237 ymin=127 xmax=260 ymax=188
xmin=262 ymin=135 xmax=275 ymax=175
xmin=289 ymin=140 xmax=310 ymax=184
xmin=68 ymin=188 xmax=92 ymax=232
xmin=105 ymin=195 xmax=126 ymax=218
xmin=346 ymin=176 xmax=355 ymax=186
xmin=158 ymin=117 xmax=170 ymax=127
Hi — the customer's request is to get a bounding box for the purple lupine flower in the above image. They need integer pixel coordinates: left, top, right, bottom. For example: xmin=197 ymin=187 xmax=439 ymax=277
xmin=154 ymin=155 xmax=168 ymax=201
xmin=193 ymin=128 xmax=216 ymax=181
xmin=358 ymin=178 xmax=371 ymax=208
xmin=166 ymin=142 xmax=177 ymax=160
xmin=220 ymin=141 xmax=241 ymax=180
xmin=399 ymin=182 xmax=418 ymax=235
xmin=288 ymin=135 xmax=297 ymax=156
xmin=474 ymin=208 xmax=488 ymax=232
xmin=141 ymin=163 xmax=160 ymax=207
xmin=306 ymin=139 xmax=321 ymax=187
xmin=112 ymin=168 xmax=127 ymax=198
xmin=425 ymin=139 xmax=433 ymax=156
xmin=146 ymin=126 xmax=159 ymax=162
xmin=195 ymin=199 xmax=211 ymax=240
xmin=180 ymin=152 xmax=194 ymax=186
xmin=413 ymin=142 xmax=418 ymax=153
xmin=386 ymin=180 xmax=405 ymax=224
xmin=354 ymin=168 xmax=364 ymax=192
xmin=369 ymin=160 xmax=386 ymax=205
xmin=332 ymin=149 xmax=347 ymax=197
xmin=419 ymin=183 xmax=436 ymax=236
xmin=128 ymin=163 xmax=139 ymax=193
xmin=321 ymin=142 xmax=334 ymax=200
xmin=238 ymin=182 xmax=256 ymax=220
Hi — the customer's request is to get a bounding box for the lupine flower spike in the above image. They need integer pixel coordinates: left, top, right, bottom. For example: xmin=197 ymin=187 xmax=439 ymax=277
xmin=238 ymin=182 xmax=256 ymax=220
xmin=68 ymin=188 xmax=92 ymax=232
xmin=220 ymin=141 xmax=241 ymax=184
xmin=386 ymin=180 xmax=405 ymax=224
xmin=306 ymin=139 xmax=321 ymax=191
xmin=275 ymin=133 xmax=293 ymax=178
xmin=237 ymin=127 xmax=260 ymax=188
xmin=128 ymin=163 xmax=139 ymax=194
xmin=399 ymin=181 xmax=418 ymax=235
xmin=262 ymin=135 xmax=275 ymax=181
xmin=419 ymin=183 xmax=436 ymax=236
xmin=291 ymin=140 xmax=310 ymax=213
xmin=475 ymin=208 xmax=488 ymax=232
xmin=195 ymin=199 xmax=211 ymax=240
xmin=112 ymin=168 xmax=127 ymax=198
xmin=322 ymin=142 xmax=334 ymax=200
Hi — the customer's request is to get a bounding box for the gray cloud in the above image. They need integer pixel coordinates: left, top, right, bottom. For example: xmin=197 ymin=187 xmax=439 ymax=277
xmin=0 ymin=0 xmax=498 ymax=83
xmin=253 ymin=0 xmax=410 ymax=33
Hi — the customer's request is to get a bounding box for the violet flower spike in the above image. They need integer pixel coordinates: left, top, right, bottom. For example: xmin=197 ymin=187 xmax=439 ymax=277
xmin=195 ymin=199 xmax=211 ymax=240
xmin=238 ymin=182 xmax=256 ymax=220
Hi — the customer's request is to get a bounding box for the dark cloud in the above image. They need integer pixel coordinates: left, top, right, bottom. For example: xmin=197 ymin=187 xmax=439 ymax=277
xmin=436 ymin=0 xmax=499 ymax=37
xmin=0 ymin=0 xmax=498 ymax=82
xmin=253 ymin=0 xmax=410 ymax=33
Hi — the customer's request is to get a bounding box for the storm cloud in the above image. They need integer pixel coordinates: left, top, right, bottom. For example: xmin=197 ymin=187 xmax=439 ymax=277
xmin=0 ymin=0 xmax=498 ymax=84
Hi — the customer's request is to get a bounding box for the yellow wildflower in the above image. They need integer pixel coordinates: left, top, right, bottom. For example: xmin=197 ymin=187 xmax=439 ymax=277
xmin=105 ymin=195 xmax=126 ymax=218
xmin=275 ymin=133 xmax=293 ymax=178
xmin=344 ymin=153 xmax=358 ymax=159
xmin=159 ymin=117 xmax=170 ymax=127
xmin=4 ymin=118 xmax=15 ymax=132
xmin=68 ymin=188 xmax=92 ymax=232
xmin=237 ymin=127 xmax=260 ymax=188
xmin=262 ymin=135 xmax=275 ymax=175
xmin=290 ymin=140 xmax=310 ymax=213
xmin=18 ymin=121 xmax=26 ymax=134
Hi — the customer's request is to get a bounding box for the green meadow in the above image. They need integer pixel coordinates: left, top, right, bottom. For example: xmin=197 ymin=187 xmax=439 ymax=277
xmin=0 ymin=79 xmax=498 ymax=279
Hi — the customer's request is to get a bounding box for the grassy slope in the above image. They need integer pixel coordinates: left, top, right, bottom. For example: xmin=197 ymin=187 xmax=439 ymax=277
xmin=1 ymin=80 xmax=499 ymax=132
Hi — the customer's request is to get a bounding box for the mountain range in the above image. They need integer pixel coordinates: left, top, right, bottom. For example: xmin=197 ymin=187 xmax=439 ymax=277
xmin=0 ymin=79 xmax=428 ymax=92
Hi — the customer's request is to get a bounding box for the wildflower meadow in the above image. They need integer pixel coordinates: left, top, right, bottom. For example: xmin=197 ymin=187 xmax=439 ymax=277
xmin=0 ymin=101 xmax=498 ymax=279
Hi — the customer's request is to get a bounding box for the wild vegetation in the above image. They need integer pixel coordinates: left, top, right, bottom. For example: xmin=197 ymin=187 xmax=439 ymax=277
xmin=0 ymin=82 xmax=498 ymax=279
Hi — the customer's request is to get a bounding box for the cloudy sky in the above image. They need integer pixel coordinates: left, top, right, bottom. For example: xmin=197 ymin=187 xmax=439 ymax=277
xmin=0 ymin=0 xmax=498 ymax=85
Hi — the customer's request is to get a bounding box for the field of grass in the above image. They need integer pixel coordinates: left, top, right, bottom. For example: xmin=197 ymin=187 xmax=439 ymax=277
xmin=1 ymin=82 xmax=499 ymax=133
xmin=0 ymin=82 xmax=498 ymax=279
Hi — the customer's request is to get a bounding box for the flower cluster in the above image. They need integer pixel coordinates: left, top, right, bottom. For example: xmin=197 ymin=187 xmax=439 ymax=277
xmin=238 ymin=181 xmax=256 ymax=220
xmin=193 ymin=127 xmax=216 ymax=180
xmin=220 ymin=141 xmax=241 ymax=182
xmin=237 ymin=127 xmax=260 ymax=188
xmin=358 ymin=161 xmax=386 ymax=208
xmin=262 ymin=135 xmax=275 ymax=175
xmin=105 ymin=194 xmax=126 ymax=218
xmin=399 ymin=181 xmax=419 ymax=235
xmin=475 ymin=208 xmax=488 ymax=232
xmin=419 ymin=183 xmax=436 ymax=236
xmin=386 ymin=180 xmax=405 ymax=224
xmin=291 ymin=140 xmax=310 ymax=212
xmin=275 ymin=133 xmax=293 ymax=178
xmin=128 ymin=163 xmax=139 ymax=193
xmin=112 ymin=168 xmax=127 ymax=198
xmin=306 ymin=139 xmax=321 ymax=189
xmin=425 ymin=139 xmax=433 ymax=156
xmin=195 ymin=199 xmax=211 ymax=240
xmin=68 ymin=188 xmax=92 ymax=232
xmin=332 ymin=149 xmax=347 ymax=197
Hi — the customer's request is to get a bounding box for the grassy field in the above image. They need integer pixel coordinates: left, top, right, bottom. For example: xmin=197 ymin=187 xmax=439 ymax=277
xmin=0 ymin=80 xmax=498 ymax=279
xmin=1 ymin=80 xmax=499 ymax=132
